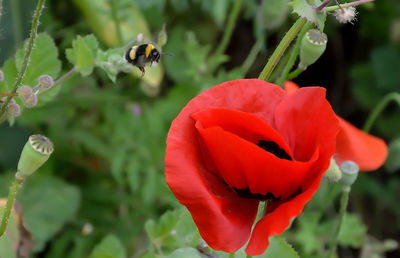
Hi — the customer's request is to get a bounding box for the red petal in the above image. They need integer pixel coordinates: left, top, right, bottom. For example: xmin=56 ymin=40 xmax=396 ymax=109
xmin=193 ymin=108 xmax=319 ymax=199
xmin=274 ymin=87 xmax=339 ymax=163
xmin=165 ymin=79 xmax=284 ymax=251
xmin=335 ymin=117 xmax=388 ymax=171
xmin=245 ymin=170 xmax=325 ymax=255
xmin=283 ymin=81 xmax=300 ymax=94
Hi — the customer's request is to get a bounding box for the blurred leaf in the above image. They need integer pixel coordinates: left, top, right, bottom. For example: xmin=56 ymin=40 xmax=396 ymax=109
xmin=0 ymin=205 xmax=19 ymax=258
xmin=0 ymin=58 xmax=18 ymax=93
xmin=18 ymin=174 xmax=80 ymax=251
xmin=66 ymin=35 xmax=98 ymax=76
xmin=385 ymin=138 xmax=400 ymax=172
xmin=145 ymin=208 xmax=201 ymax=252
xmin=289 ymin=0 xmax=326 ymax=31
xmin=263 ymin=237 xmax=299 ymax=258
xmin=166 ymin=247 xmax=202 ymax=258
xmin=89 ymin=234 xmax=126 ymax=258
xmin=338 ymin=213 xmax=367 ymax=248
xmin=370 ymin=45 xmax=400 ymax=91
xmin=110 ymin=148 xmax=127 ymax=185
xmin=295 ymin=213 xmax=321 ymax=255
xmin=262 ymin=0 xmax=290 ymax=30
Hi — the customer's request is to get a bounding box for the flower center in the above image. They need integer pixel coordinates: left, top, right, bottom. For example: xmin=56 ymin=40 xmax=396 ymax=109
xmin=256 ymin=140 xmax=292 ymax=161
xmin=233 ymin=187 xmax=281 ymax=201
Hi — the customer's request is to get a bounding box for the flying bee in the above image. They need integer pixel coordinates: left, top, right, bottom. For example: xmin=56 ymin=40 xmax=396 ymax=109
xmin=125 ymin=43 xmax=161 ymax=77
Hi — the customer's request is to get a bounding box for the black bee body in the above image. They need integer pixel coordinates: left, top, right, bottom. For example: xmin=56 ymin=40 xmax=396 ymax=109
xmin=125 ymin=43 xmax=161 ymax=76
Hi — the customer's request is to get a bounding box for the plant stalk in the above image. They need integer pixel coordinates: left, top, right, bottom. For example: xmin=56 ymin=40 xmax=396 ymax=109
xmin=287 ymin=68 xmax=304 ymax=80
xmin=0 ymin=0 xmax=46 ymax=119
xmin=326 ymin=186 xmax=350 ymax=258
xmin=258 ymin=18 xmax=307 ymax=82
xmin=214 ymin=0 xmax=242 ymax=57
xmin=362 ymin=92 xmax=400 ymax=133
xmin=0 ymin=179 xmax=22 ymax=237
xmin=324 ymin=0 xmax=374 ymax=12
xmin=38 ymin=68 xmax=78 ymax=96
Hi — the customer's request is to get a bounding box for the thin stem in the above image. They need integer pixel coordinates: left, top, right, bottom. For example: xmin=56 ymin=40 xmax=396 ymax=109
xmin=0 ymin=179 xmax=22 ymax=237
xmin=38 ymin=68 xmax=78 ymax=96
xmin=327 ymin=186 xmax=350 ymax=258
xmin=287 ymin=67 xmax=304 ymax=80
xmin=276 ymin=22 xmax=312 ymax=86
xmin=241 ymin=41 xmax=263 ymax=75
xmin=11 ymin=0 xmax=23 ymax=47
xmin=214 ymin=0 xmax=242 ymax=57
xmin=362 ymin=92 xmax=400 ymax=133
xmin=0 ymin=93 xmax=18 ymax=97
xmin=324 ymin=0 xmax=374 ymax=12
xmin=110 ymin=0 xmax=123 ymax=45
xmin=0 ymin=0 xmax=46 ymax=120
xmin=258 ymin=18 xmax=307 ymax=82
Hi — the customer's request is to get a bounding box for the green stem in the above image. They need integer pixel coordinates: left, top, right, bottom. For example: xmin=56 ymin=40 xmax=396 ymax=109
xmin=11 ymin=0 xmax=23 ymax=47
xmin=287 ymin=68 xmax=304 ymax=80
xmin=324 ymin=0 xmax=374 ymax=12
xmin=327 ymin=186 xmax=350 ymax=258
xmin=276 ymin=22 xmax=312 ymax=86
xmin=214 ymin=0 xmax=242 ymax=57
xmin=241 ymin=40 xmax=263 ymax=75
xmin=258 ymin=18 xmax=307 ymax=82
xmin=110 ymin=0 xmax=123 ymax=45
xmin=0 ymin=0 xmax=46 ymax=120
xmin=0 ymin=179 xmax=22 ymax=237
xmin=362 ymin=92 xmax=400 ymax=133
xmin=38 ymin=68 xmax=78 ymax=96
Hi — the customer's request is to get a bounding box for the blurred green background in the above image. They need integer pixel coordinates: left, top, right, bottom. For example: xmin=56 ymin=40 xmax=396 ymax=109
xmin=0 ymin=0 xmax=399 ymax=257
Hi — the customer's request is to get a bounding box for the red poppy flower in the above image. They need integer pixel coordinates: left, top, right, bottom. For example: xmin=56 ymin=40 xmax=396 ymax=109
xmin=284 ymin=81 xmax=388 ymax=171
xmin=165 ymin=79 xmax=340 ymax=255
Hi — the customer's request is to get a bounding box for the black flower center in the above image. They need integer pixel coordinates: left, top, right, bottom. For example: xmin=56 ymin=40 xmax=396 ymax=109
xmin=233 ymin=187 xmax=281 ymax=201
xmin=257 ymin=140 xmax=292 ymax=161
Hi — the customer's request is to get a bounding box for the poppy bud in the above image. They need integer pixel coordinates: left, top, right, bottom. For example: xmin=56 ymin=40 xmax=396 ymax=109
xmin=324 ymin=158 xmax=342 ymax=183
xmin=0 ymin=69 xmax=3 ymax=82
xmin=7 ymin=101 xmax=21 ymax=117
xmin=16 ymin=134 xmax=54 ymax=180
xmin=23 ymin=94 xmax=38 ymax=108
xmin=340 ymin=160 xmax=359 ymax=186
xmin=299 ymin=29 xmax=328 ymax=70
xmin=18 ymin=86 xmax=33 ymax=100
xmin=38 ymin=74 xmax=54 ymax=89
xmin=334 ymin=7 xmax=357 ymax=24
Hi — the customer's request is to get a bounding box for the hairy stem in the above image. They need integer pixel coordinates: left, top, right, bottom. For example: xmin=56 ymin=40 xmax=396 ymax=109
xmin=276 ymin=22 xmax=312 ymax=86
xmin=214 ymin=0 xmax=242 ymax=57
xmin=0 ymin=179 xmax=22 ymax=237
xmin=327 ymin=186 xmax=350 ymax=258
xmin=363 ymin=92 xmax=400 ymax=133
xmin=324 ymin=0 xmax=374 ymax=12
xmin=258 ymin=18 xmax=307 ymax=82
xmin=0 ymin=0 xmax=46 ymax=120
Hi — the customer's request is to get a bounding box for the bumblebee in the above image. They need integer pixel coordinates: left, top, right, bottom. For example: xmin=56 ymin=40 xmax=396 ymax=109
xmin=125 ymin=43 xmax=161 ymax=77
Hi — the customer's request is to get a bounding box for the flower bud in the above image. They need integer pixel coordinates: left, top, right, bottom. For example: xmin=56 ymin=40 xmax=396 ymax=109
xmin=16 ymin=134 xmax=54 ymax=180
xmin=7 ymin=102 xmax=21 ymax=117
xmin=18 ymin=86 xmax=33 ymax=100
xmin=334 ymin=7 xmax=357 ymax=24
xmin=340 ymin=160 xmax=359 ymax=186
xmin=0 ymin=69 xmax=4 ymax=82
xmin=23 ymin=94 xmax=38 ymax=108
xmin=299 ymin=29 xmax=328 ymax=70
xmin=38 ymin=74 xmax=54 ymax=89
xmin=324 ymin=158 xmax=342 ymax=183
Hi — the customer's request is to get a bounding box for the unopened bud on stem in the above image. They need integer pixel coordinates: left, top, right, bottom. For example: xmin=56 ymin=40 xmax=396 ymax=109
xmin=340 ymin=160 xmax=359 ymax=187
xmin=299 ymin=29 xmax=328 ymax=70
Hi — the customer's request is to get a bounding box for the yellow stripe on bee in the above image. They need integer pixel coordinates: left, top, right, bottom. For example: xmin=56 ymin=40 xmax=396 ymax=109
xmin=129 ymin=46 xmax=138 ymax=60
xmin=145 ymin=44 xmax=155 ymax=58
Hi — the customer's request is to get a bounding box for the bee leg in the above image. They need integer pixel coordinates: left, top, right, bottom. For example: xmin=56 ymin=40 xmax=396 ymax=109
xmin=139 ymin=66 xmax=145 ymax=77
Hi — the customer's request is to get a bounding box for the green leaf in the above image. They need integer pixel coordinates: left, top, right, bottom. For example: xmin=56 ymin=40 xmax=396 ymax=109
xmin=338 ymin=213 xmax=367 ymax=248
xmin=166 ymin=247 xmax=202 ymax=258
xmin=0 ymin=58 xmax=18 ymax=93
xmin=370 ymin=45 xmax=400 ymax=91
xmin=145 ymin=208 xmax=201 ymax=251
xmin=89 ymin=234 xmax=126 ymax=258
xmin=17 ymin=174 xmax=81 ymax=251
xmin=0 ymin=206 xmax=18 ymax=258
xmin=262 ymin=0 xmax=290 ymax=30
xmin=262 ymin=237 xmax=299 ymax=258
xmin=289 ymin=0 xmax=326 ymax=30
xmin=66 ymin=35 xmax=99 ymax=76
xmin=15 ymin=33 xmax=61 ymax=86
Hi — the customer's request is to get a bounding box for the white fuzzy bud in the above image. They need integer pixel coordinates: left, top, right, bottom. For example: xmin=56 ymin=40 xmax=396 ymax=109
xmin=7 ymin=102 xmax=21 ymax=117
xmin=18 ymin=86 xmax=34 ymax=100
xmin=23 ymin=94 xmax=38 ymax=108
xmin=334 ymin=7 xmax=357 ymax=24
xmin=38 ymin=74 xmax=54 ymax=89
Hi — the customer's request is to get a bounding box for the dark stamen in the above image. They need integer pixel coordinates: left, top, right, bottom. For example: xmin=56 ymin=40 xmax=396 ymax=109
xmin=233 ymin=187 xmax=281 ymax=201
xmin=257 ymin=140 xmax=292 ymax=161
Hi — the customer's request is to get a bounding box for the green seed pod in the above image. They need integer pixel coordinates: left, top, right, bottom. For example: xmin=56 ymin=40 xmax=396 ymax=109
xmin=16 ymin=134 xmax=54 ymax=180
xmin=299 ymin=29 xmax=328 ymax=70
xmin=340 ymin=160 xmax=359 ymax=187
